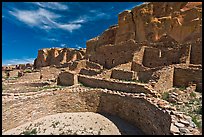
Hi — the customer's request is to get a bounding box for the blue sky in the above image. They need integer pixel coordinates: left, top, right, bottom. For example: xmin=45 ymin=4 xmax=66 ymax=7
xmin=2 ymin=2 xmax=143 ymax=66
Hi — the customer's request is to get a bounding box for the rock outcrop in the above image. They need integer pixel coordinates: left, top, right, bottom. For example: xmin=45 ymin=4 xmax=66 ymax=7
xmin=34 ymin=48 xmax=86 ymax=69
xmin=87 ymin=2 xmax=201 ymax=46
xmin=86 ymin=2 xmax=202 ymax=69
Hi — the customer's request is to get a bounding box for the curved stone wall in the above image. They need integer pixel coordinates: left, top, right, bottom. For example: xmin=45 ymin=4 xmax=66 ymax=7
xmin=78 ymin=75 xmax=154 ymax=94
xmin=2 ymin=89 xmax=171 ymax=135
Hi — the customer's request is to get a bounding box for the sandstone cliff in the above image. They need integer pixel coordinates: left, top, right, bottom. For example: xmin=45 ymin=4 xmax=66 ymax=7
xmin=34 ymin=48 xmax=86 ymax=68
xmin=86 ymin=2 xmax=202 ymax=69
xmin=87 ymin=2 xmax=202 ymax=46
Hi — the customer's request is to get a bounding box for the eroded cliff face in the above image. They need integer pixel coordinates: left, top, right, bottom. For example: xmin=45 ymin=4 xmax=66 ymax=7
xmin=34 ymin=48 xmax=86 ymax=68
xmin=88 ymin=2 xmax=201 ymax=46
xmin=86 ymin=2 xmax=202 ymax=68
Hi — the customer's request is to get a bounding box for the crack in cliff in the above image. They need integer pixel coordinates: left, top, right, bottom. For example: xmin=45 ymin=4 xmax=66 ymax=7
xmin=130 ymin=11 xmax=137 ymax=42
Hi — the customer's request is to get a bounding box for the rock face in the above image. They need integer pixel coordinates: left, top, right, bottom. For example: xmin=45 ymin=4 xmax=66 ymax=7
xmin=86 ymin=2 xmax=202 ymax=69
xmin=34 ymin=48 xmax=86 ymax=69
xmin=131 ymin=2 xmax=202 ymax=43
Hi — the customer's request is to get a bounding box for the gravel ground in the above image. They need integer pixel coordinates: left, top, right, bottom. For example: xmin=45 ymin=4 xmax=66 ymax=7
xmin=3 ymin=112 xmax=143 ymax=135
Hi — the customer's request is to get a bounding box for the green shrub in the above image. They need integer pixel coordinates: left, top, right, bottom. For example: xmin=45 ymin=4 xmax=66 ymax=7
xmin=162 ymin=92 xmax=169 ymax=101
xmin=190 ymin=92 xmax=196 ymax=97
xmin=78 ymin=82 xmax=92 ymax=88
xmin=24 ymin=69 xmax=32 ymax=73
xmin=21 ymin=128 xmax=37 ymax=135
xmin=8 ymin=76 xmax=18 ymax=80
xmin=134 ymin=79 xmax=147 ymax=83
xmin=2 ymin=83 xmax=6 ymax=90
xmin=192 ymin=115 xmax=201 ymax=128
xmin=195 ymin=106 xmax=202 ymax=115
xmin=178 ymin=86 xmax=186 ymax=91
xmin=39 ymin=85 xmax=65 ymax=91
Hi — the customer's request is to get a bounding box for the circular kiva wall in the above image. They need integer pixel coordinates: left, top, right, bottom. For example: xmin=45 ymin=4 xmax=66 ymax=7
xmin=2 ymin=89 xmax=171 ymax=135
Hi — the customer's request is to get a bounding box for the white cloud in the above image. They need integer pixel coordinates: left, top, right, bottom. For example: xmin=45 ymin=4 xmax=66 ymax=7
xmin=69 ymin=18 xmax=86 ymax=24
xmin=58 ymin=24 xmax=81 ymax=32
xmin=3 ymin=58 xmax=35 ymax=66
xmin=35 ymin=2 xmax=68 ymax=10
xmin=75 ymin=44 xmax=82 ymax=49
xmin=47 ymin=38 xmax=59 ymax=42
xmin=60 ymin=43 xmax=66 ymax=47
xmin=41 ymin=37 xmax=59 ymax=42
xmin=9 ymin=8 xmax=60 ymax=26
xmin=69 ymin=11 xmax=110 ymax=24
xmin=89 ymin=10 xmax=97 ymax=13
xmin=9 ymin=8 xmax=81 ymax=32
xmin=8 ymin=4 xmax=110 ymax=33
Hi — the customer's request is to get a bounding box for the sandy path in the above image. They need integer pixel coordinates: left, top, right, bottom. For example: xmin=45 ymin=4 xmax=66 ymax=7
xmin=3 ymin=112 xmax=142 ymax=135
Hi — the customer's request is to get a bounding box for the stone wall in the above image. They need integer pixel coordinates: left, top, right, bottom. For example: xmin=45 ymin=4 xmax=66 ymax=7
xmin=177 ymin=44 xmax=191 ymax=64
xmin=153 ymin=67 xmax=174 ymax=93
xmin=173 ymin=67 xmax=202 ymax=92
xmin=60 ymin=60 xmax=103 ymax=73
xmin=114 ymin=62 xmax=132 ymax=71
xmin=95 ymin=69 xmax=112 ymax=79
xmin=131 ymin=62 xmax=148 ymax=72
xmin=142 ymin=47 xmax=163 ymax=68
xmin=131 ymin=46 xmax=147 ymax=72
xmin=2 ymin=90 xmax=101 ymax=132
xmin=111 ymin=69 xmax=137 ymax=81
xmin=137 ymin=68 xmax=159 ymax=83
xmin=85 ymin=61 xmax=103 ymax=70
xmin=98 ymin=93 xmax=171 ymax=135
xmin=68 ymin=60 xmax=86 ymax=72
xmin=2 ymin=89 xmax=171 ymax=135
xmin=190 ymin=40 xmax=202 ymax=64
xmin=87 ymin=40 xmax=140 ymax=69
xmin=57 ymin=71 xmax=78 ymax=86
xmin=78 ymin=75 xmax=153 ymax=94
xmin=79 ymin=68 xmax=102 ymax=76
xmin=142 ymin=46 xmax=190 ymax=68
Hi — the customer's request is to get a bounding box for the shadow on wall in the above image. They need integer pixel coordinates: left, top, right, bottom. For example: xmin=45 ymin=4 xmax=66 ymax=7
xmin=99 ymin=112 xmax=144 ymax=135
xmin=96 ymin=93 xmax=171 ymax=135
xmin=2 ymin=90 xmax=171 ymax=135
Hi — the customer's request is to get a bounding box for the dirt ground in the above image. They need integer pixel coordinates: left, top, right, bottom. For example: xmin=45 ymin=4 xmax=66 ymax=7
xmin=3 ymin=112 xmax=144 ymax=135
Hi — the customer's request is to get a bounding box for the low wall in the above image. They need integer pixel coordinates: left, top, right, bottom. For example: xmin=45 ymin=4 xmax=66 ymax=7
xmin=111 ymin=69 xmax=137 ymax=81
xmin=79 ymin=68 xmax=102 ymax=76
xmin=69 ymin=60 xmax=86 ymax=71
xmin=190 ymin=40 xmax=202 ymax=64
xmin=131 ymin=62 xmax=147 ymax=72
xmin=98 ymin=93 xmax=171 ymax=135
xmin=153 ymin=67 xmax=174 ymax=93
xmin=173 ymin=67 xmax=202 ymax=92
xmin=2 ymin=89 xmax=171 ymax=135
xmin=78 ymin=75 xmax=152 ymax=94
xmin=86 ymin=61 xmax=103 ymax=70
xmin=2 ymin=90 xmax=101 ymax=132
xmin=137 ymin=69 xmax=157 ymax=83
xmin=57 ymin=71 xmax=78 ymax=86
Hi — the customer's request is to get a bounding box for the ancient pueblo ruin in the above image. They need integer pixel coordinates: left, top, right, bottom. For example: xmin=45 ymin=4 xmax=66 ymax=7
xmin=2 ymin=2 xmax=202 ymax=135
